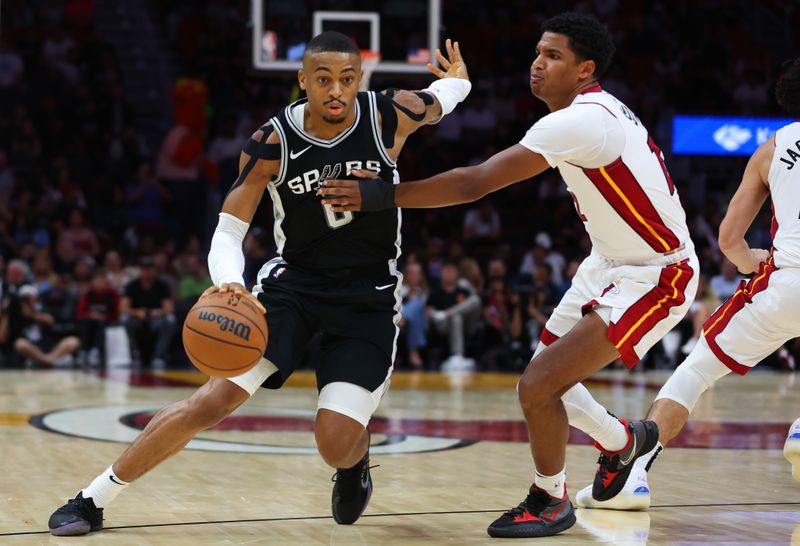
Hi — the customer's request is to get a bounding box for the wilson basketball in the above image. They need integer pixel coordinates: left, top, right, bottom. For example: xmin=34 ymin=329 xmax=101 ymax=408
xmin=182 ymin=291 xmax=268 ymax=377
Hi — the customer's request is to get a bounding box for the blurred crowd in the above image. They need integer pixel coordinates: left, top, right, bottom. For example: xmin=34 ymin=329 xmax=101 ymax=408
xmin=0 ymin=0 xmax=797 ymax=371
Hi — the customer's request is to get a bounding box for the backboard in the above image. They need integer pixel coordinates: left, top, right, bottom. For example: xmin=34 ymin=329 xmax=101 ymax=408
xmin=251 ymin=0 xmax=440 ymax=74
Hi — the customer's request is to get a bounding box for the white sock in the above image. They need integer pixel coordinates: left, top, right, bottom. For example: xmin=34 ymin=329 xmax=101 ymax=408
xmin=534 ymin=468 xmax=566 ymax=498
xmin=82 ymin=465 xmax=129 ymax=508
xmin=561 ymin=383 xmax=629 ymax=451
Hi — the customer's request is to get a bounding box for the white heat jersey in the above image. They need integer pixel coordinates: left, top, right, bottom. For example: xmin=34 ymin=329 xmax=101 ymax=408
xmin=520 ymin=86 xmax=691 ymax=262
xmin=768 ymin=122 xmax=800 ymax=268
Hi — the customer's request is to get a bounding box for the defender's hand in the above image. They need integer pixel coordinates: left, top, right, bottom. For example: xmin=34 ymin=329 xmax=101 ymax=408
xmin=201 ymin=282 xmax=266 ymax=313
xmin=318 ymin=179 xmax=363 ymax=212
xmin=427 ymin=39 xmax=468 ymax=81
xmin=318 ymin=169 xmax=381 ymax=212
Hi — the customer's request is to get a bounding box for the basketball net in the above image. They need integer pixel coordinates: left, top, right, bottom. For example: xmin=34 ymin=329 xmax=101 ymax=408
xmin=359 ymin=50 xmax=381 ymax=91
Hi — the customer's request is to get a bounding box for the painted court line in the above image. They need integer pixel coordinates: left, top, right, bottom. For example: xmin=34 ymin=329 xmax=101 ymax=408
xmin=4 ymin=502 xmax=800 ymax=537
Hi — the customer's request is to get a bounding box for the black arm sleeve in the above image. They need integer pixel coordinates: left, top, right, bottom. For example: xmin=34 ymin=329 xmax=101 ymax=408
xmin=375 ymin=92 xmax=398 ymax=149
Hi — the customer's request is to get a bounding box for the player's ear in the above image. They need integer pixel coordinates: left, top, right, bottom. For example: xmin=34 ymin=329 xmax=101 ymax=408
xmin=298 ymin=69 xmax=307 ymax=91
xmin=579 ymin=59 xmax=596 ymax=81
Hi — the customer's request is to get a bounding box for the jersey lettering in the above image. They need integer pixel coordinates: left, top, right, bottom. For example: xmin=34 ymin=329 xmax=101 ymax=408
xmin=779 ymin=140 xmax=800 ymax=170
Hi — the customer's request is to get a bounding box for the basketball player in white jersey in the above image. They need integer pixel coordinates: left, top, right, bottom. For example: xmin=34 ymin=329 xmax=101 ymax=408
xmin=576 ymin=57 xmax=800 ymax=509
xmin=320 ymin=12 xmax=698 ymax=537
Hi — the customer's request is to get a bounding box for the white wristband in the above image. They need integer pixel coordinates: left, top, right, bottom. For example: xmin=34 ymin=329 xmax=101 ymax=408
xmin=425 ymin=77 xmax=472 ymax=122
xmin=208 ymin=212 xmax=249 ymax=287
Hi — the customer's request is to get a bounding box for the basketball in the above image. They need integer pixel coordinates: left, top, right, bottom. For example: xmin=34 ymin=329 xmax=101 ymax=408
xmin=182 ymin=291 xmax=268 ymax=377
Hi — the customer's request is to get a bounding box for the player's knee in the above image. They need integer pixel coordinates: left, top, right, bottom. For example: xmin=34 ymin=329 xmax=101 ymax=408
xmin=517 ymin=366 xmax=553 ymax=409
xmin=315 ymin=411 xmax=364 ymax=467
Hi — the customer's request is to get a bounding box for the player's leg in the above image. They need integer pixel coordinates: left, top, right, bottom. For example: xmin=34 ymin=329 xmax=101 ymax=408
xmin=488 ymin=312 xmax=620 ymax=538
xmin=576 ymin=335 xmax=728 ymax=510
xmin=47 ymin=372 xmax=265 ymax=535
xmin=587 ymin=261 xmax=799 ymax=507
xmin=315 ymin=336 xmax=392 ymax=525
xmin=532 ymin=256 xmax=631 ymax=452
xmin=48 ymin=263 xmax=305 ymax=536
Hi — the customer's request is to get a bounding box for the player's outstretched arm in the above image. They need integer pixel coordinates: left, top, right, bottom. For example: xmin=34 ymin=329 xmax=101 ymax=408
xmin=383 ymin=39 xmax=471 ymax=140
xmin=718 ymin=136 xmax=773 ymax=274
xmin=204 ymin=128 xmax=279 ymax=310
xmin=320 ymin=144 xmax=550 ymax=210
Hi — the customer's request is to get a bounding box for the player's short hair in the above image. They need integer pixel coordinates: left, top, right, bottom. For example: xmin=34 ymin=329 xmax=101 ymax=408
xmin=541 ymin=12 xmax=615 ymax=78
xmin=305 ymin=31 xmax=360 ymax=58
xmin=776 ymin=58 xmax=800 ymax=117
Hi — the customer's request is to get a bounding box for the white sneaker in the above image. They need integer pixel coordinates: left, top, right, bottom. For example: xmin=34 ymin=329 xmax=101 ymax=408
xmin=576 ymin=507 xmax=650 ymax=545
xmin=53 ymin=354 xmax=74 ymax=367
xmin=440 ymin=354 xmax=476 ymax=373
xmin=784 ymin=418 xmax=800 ymax=482
xmin=576 ymin=444 xmax=660 ymax=510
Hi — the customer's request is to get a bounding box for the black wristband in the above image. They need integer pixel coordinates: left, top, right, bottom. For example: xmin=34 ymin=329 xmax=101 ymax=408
xmin=358 ymin=179 xmax=397 ymax=211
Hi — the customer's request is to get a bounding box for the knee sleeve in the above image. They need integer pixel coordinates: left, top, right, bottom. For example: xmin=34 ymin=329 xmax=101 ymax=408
xmin=654 ymin=336 xmax=731 ymax=412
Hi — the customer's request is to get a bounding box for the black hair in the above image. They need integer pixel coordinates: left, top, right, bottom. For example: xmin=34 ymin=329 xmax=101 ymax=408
xmin=540 ymin=12 xmax=615 ymax=78
xmin=776 ymin=58 xmax=800 ymax=117
xmin=305 ymin=31 xmax=360 ymax=58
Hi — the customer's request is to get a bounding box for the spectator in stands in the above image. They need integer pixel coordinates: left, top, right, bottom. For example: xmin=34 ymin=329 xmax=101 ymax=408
xmin=400 ymin=261 xmax=429 ymax=369
xmin=152 ymin=250 xmax=178 ymax=296
xmin=177 ymin=253 xmax=211 ymax=304
xmin=121 ymin=256 xmax=176 ymax=367
xmin=463 ymin=200 xmax=501 ymax=244
xmin=482 ymin=276 xmax=523 ymax=370
xmin=56 ymin=208 xmax=99 ymax=268
xmin=0 ymin=38 xmax=25 ymax=91
xmin=0 ymin=284 xmax=80 ymax=366
xmin=104 ymin=250 xmax=135 ymax=293
xmin=427 ymin=263 xmax=482 ymax=371
xmin=76 ymin=270 xmax=120 ymax=366
xmin=710 ymin=259 xmax=742 ymax=301
xmin=125 ymin=162 xmax=171 ymax=233
xmin=31 ymin=249 xmax=58 ymax=295
xmin=524 ymin=263 xmax=559 ymax=350
xmin=0 ymin=150 xmax=15 ymax=207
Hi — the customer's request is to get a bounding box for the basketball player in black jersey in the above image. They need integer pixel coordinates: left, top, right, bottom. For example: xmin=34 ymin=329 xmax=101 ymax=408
xmin=48 ymin=31 xmax=471 ymax=536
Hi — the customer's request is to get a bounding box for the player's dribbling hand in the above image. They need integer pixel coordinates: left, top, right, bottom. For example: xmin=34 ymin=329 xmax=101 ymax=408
xmin=427 ymin=39 xmax=469 ymax=81
xmin=201 ymin=283 xmax=266 ymax=314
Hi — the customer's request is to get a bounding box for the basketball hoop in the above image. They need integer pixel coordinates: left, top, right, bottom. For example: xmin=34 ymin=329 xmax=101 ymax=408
xmin=360 ymin=50 xmax=381 ymax=91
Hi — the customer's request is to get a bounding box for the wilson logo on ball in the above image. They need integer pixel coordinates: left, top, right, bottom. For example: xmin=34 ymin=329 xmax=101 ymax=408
xmin=197 ymin=311 xmax=252 ymax=341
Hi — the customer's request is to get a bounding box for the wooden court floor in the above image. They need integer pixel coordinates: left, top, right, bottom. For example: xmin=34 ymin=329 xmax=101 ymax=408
xmin=1 ymin=367 xmax=799 ymax=545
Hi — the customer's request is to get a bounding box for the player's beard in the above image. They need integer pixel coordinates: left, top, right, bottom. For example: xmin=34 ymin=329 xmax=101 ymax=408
xmin=322 ymin=114 xmax=347 ymax=124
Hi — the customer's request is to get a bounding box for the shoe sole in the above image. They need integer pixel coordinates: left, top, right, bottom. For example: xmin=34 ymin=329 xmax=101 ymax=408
xmin=576 ymin=485 xmax=651 ymax=510
xmin=593 ymin=421 xmax=659 ymax=502
xmin=784 ymin=440 xmax=800 ymax=482
xmin=487 ymin=510 xmax=577 ymax=538
xmin=49 ymin=521 xmax=97 ymax=536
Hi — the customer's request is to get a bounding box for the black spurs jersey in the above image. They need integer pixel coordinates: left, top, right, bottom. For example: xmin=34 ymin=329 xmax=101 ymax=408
xmin=266 ymin=91 xmax=400 ymax=273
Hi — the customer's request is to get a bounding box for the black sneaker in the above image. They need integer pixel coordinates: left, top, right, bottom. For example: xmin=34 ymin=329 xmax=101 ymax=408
xmin=48 ymin=492 xmax=104 ymax=536
xmin=592 ymin=418 xmax=660 ymax=502
xmin=487 ymin=485 xmax=576 ymax=538
xmin=331 ymin=452 xmax=373 ymax=524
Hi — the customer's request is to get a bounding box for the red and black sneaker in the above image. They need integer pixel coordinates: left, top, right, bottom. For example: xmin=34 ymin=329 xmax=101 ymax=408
xmin=592 ymin=418 xmax=659 ymax=502
xmin=487 ymin=485 xmax=576 ymax=538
